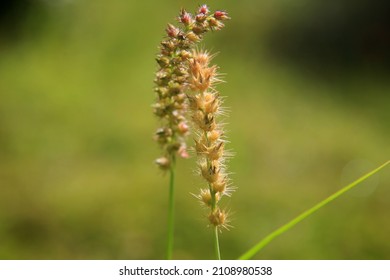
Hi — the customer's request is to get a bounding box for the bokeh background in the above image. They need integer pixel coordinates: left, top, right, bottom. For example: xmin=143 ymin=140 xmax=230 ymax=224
xmin=0 ymin=0 xmax=389 ymax=259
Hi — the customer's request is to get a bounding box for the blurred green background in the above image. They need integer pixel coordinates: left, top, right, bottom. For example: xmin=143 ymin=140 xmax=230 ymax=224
xmin=0 ymin=0 xmax=389 ymax=259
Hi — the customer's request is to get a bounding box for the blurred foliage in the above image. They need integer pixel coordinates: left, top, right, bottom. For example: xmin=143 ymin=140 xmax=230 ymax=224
xmin=0 ymin=0 xmax=389 ymax=259
xmin=263 ymin=0 xmax=390 ymax=74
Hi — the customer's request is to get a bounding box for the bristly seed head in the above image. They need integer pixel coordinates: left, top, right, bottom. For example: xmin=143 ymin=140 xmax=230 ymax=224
xmin=177 ymin=122 xmax=189 ymax=135
xmin=214 ymin=11 xmax=230 ymax=20
xmin=208 ymin=208 xmax=227 ymax=227
xmin=200 ymin=161 xmax=220 ymax=183
xmin=198 ymin=4 xmax=209 ymax=15
xmin=179 ymin=9 xmax=193 ymax=25
xmin=186 ymin=31 xmax=201 ymax=43
xmin=211 ymin=176 xmax=227 ymax=193
xmin=155 ymin=157 xmax=170 ymax=170
xmin=198 ymin=188 xmax=220 ymax=207
xmin=185 ymin=28 xmax=233 ymax=230
xmin=153 ymin=4 xmax=231 ymax=231
xmin=166 ymin=24 xmax=180 ymax=38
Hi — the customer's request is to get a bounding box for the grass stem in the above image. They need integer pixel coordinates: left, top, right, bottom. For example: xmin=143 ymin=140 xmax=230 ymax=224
xmin=214 ymin=226 xmax=221 ymax=260
xmin=166 ymin=158 xmax=176 ymax=260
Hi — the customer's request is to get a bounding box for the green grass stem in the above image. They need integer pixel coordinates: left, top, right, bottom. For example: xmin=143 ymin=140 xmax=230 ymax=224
xmin=239 ymin=160 xmax=390 ymax=260
xmin=166 ymin=158 xmax=176 ymax=260
xmin=214 ymin=226 xmax=221 ymax=260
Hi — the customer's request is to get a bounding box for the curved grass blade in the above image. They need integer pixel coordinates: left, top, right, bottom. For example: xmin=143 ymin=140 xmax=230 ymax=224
xmin=239 ymin=160 xmax=390 ymax=260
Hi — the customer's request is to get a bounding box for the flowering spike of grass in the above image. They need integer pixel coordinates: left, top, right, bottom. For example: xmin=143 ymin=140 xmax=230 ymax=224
xmin=188 ymin=48 xmax=232 ymax=259
xmin=153 ymin=5 xmax=230 ymax=167
xmin=153 ymin=4 xmax=230 ymax=259
xmin=239 ymin=160 xmax=390 ymax=260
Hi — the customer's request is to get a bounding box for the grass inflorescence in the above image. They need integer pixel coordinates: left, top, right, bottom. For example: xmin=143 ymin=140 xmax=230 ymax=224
xmin=152 ymin=4 xmax=230 ymax=259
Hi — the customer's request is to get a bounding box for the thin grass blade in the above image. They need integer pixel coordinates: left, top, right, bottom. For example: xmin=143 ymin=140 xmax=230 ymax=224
xmin=239 ymin=160 xmax=390 ymax=260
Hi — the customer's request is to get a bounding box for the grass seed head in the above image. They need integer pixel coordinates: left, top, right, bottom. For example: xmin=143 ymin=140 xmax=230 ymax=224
xmin=208 ymin=208 xmax=227 ymax=227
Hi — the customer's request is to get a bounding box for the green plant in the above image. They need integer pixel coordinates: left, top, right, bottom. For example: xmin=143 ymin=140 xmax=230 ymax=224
xmin=187 ymin=49 xmax=233 ymax=260
xmin=152 ymin=4 xmax=229 ymax=259
xmin=239 ymin=160 xmax=390 ymax=259
xmin=152 ymin=4 xmax=389 ymax=260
